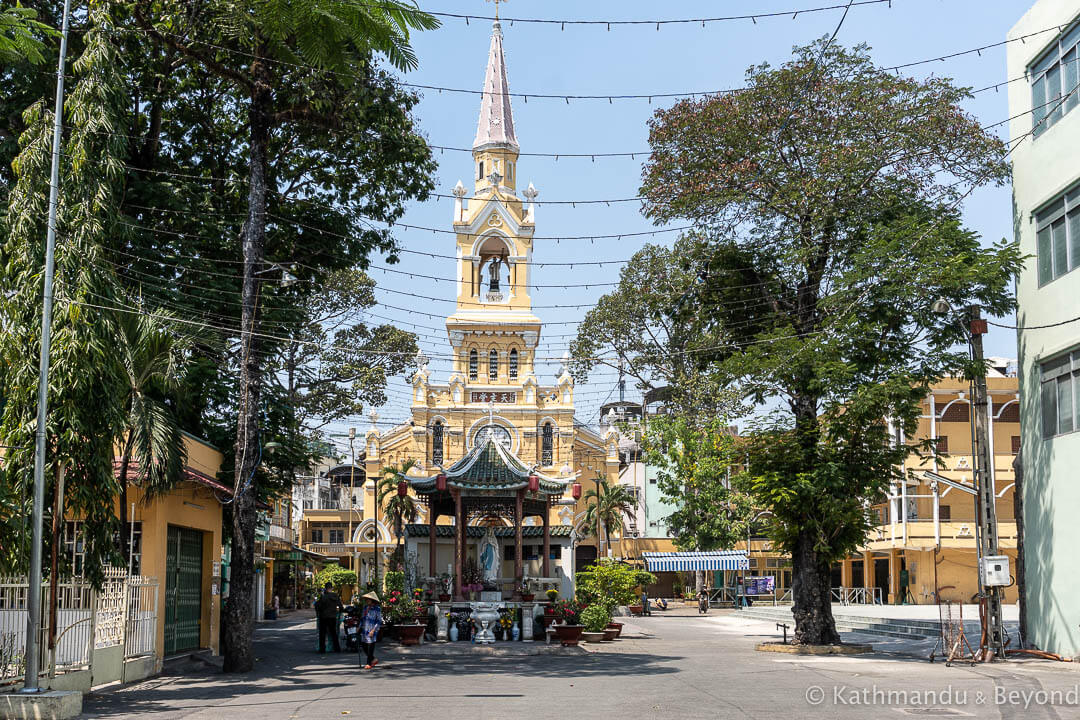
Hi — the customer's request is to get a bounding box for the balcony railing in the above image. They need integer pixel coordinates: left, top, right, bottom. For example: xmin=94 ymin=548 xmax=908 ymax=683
xmin=269 ymin=524 xmax=294 ymax=544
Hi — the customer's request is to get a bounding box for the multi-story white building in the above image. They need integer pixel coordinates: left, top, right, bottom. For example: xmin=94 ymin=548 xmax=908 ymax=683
xmin=1009 ymin=0 xmax=1080 ymax=658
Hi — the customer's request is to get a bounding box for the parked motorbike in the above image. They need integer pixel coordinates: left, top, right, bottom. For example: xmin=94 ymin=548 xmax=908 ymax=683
xmin=343 ymin=606 xmax=361 ymax=651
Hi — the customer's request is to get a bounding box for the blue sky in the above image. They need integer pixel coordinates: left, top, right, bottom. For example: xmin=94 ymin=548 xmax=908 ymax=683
xmin=329 ymin=0 xmax=1036 ymax=450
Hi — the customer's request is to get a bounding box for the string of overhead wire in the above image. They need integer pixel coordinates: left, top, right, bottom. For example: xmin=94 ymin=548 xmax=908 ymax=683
xmin=104 ymin=17 xmax=1065 ymax=107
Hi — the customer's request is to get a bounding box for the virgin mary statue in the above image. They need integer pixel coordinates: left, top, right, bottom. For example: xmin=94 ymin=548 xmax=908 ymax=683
xmin=479 ymin=527 xmax=499 ymax=586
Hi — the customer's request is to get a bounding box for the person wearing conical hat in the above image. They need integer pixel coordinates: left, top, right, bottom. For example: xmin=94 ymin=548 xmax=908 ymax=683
xmin=359 ymin=592 xmax=383 ymax=669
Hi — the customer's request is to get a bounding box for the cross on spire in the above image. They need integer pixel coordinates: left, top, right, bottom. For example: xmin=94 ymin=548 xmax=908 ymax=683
xmin=486 ymin=0 xmax=506 ymax=21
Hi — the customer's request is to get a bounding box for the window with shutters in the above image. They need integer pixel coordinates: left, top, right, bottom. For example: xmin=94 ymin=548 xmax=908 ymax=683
xmin=542 ymin=422 xmax=553 ymax=465
xmin=1041 ymin=347 xmax=1080 ymax=438
xmin=469 ymin=349 xmax=478 ymax=381
xmin=1011 ymin=435 xmax=1021 ymax=453
xmin=1031 ymin=21 xmax=1080 ymax=136
xmin=489 ymin=349 xmax=498 ymax=381
xmin=935 ymin=436 xmax=949 ymax=453
xmin=1036 ymin=186 xmax=1080 ymax=286
xmin=432 ymin=421 xmax=444 ymax=466
xmin=939 ymin=506 xmax=951 ymax=521
xmin=509 ymin=348 xmax=518 ymax=380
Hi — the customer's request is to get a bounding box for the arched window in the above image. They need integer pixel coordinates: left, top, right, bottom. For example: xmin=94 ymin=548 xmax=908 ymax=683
xmin=477 ymin=160 xmax=484 ymax=180
xmin=542 ymin=422 xmax=554 ymax=465
xmin=432 ymin=421 xmax=444 ymax=466
xmin=469 ymin=349 xmax=478 ymax=381
xmin=488 ymin=349 xmax=498 ymax=381
xmin=509 ymin=349 xmax=519 ymax=380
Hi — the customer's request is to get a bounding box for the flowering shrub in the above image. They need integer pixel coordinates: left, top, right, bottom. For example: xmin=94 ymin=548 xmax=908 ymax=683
xmin=551 ymin=598 xmax=586 ymax=625
xmin=384 ymin=589 xmax=419 ymax=623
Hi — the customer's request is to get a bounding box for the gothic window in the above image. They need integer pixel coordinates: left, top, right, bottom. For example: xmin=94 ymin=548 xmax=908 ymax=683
xmin=489 ymin=349 xmax=498 ymax=381
xmin=477 ymin=160 xmax=484 ymax=180
xmin=509 ymin=349 xmax=518 ymax=380
xmin=542 ymin=422 xmax=553 ymax=465
xmin=469 ymin=349 xmax=478 ymax=380
xmin=432 ymin=421 xmax=444 ymax=466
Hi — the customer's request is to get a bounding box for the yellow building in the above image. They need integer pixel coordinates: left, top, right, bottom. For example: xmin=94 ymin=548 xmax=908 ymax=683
xmin=316 ymin=19 xmax=617 ymax=595
xmin=839 ymin=370 xmax=1020 ymax=605
xmin=96 ymin=432 xmax=225 ymax=657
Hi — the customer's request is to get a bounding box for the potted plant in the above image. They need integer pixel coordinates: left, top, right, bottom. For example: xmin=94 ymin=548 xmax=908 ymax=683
xmin=580 ymin=604 xmax=610 ymax=644
xmin=463 ymin=559 xmax=484 ymax=600
xmin=436 ymin=574 xmax=452 ymax=603
xmin=551 ymin=599 xmax=585 ymax=646
xmin=519 ymin=578 xmax=535 ymax=602
xmin=545 ymin=588 xmax=559 ymax=603
xmin=386 ymin=588 xmax=425 ymax=645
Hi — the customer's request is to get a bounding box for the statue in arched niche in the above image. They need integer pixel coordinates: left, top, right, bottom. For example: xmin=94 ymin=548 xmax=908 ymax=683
xmin=488 ymin=257 xmax=502 ymax=292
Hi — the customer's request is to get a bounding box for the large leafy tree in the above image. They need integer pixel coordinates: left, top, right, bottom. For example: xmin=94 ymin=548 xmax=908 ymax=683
xmin=0 ymin=4 xmax=55 ymax=65
xmin=570 ymin=242 xmax=743 ymax=417
xmin=639 ymin=41 xmax=1020 ymax=644
xmin=0 ymin=8 xmax=131 ymax=585
xmin=127 ymin=0 xmax=439 ymax=671
xmin=644 ymin=416 xmax=755 ymax=559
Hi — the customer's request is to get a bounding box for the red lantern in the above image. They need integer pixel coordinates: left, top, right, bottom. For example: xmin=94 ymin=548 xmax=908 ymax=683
xmin=571 ymin=482 xmax=582 ymax=500
xmin=436 ymin=473 xmax=447 ymax=491
xmin=397 ymin=480 xmax=408 ymax=497
xmin=528 ymin=474 xmax=539 ymax=493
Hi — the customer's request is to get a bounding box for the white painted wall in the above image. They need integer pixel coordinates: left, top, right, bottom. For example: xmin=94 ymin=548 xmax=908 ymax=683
xmin=1008 ymin=0 xmax=1080 ymax=659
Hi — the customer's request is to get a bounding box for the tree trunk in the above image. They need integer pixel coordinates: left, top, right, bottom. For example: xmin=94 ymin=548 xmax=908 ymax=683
xmin=788 ymin=382 xmax=839 ymax=645
xmin=790 ymin=530 xmax=840 ymax=645
xmin=222 ymin=50 xmax=272 ymax=675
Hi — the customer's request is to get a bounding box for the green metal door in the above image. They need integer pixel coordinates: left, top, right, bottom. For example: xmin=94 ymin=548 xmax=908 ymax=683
xmin=164 ymin=526 xmax=204 ymax=655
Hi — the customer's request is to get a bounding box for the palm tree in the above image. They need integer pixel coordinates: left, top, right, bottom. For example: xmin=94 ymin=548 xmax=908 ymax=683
xmin=583 ymin=477 xmax=637 ymax=559
xmin=378 ymin=460 xmax=420 ymax=555
xmin=114 ymin=310 xmax=191 ymax=564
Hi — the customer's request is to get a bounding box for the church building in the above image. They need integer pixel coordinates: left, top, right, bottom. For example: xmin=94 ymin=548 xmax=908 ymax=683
xmin=362 ymin=19 xmax=618 ymax=599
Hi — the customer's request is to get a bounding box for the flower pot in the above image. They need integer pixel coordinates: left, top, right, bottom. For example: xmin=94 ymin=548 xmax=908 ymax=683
xmin=582 ymin=631 xmax=605 ymax=644
xmin=438 ymin=594 xmax=451 ymax=603
xmin=398 ymin=624 xmax=425 ymax=646
xmin=606 ymin=622 xmax=624 ymax=638
xmin=553 ymin=624 xmax=584 ymax=646
xmin=521 ymin=594 xmax=535 ymax=602
xmin=602 ymin=628 xmax=619 ymax=641
xmin=628 ymin=604 xmax=643 ymax=617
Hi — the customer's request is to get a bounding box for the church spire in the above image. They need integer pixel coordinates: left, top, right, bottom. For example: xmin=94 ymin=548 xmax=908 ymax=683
xmin=473 ymin=21 xmax=518 ymax=152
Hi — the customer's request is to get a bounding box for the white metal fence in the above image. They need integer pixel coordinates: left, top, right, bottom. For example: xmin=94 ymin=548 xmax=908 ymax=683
xmin=0 ymin=569 xmax=158 ymax=688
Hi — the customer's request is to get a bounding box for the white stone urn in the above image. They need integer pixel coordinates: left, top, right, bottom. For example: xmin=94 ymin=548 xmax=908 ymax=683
xmin=473 ymin=603 xmax=500 ymax=644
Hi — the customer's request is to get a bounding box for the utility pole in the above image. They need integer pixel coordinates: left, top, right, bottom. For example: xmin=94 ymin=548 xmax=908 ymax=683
xmin=22 ymin=0 xmax=72 ymax=694
xmin=968 ymin=305 xmax=1006 ymax=660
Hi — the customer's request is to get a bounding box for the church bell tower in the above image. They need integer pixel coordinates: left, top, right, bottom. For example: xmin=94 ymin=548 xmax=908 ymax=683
xmin=446 ymin=19 xmax=543 ymax=399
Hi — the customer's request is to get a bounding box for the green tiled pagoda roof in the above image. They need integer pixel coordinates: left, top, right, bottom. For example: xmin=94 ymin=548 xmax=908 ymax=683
xmin=403 ymin=524 xmax=573 ymax=538
xmin=406 ymin=437 xmax=566 ymax=496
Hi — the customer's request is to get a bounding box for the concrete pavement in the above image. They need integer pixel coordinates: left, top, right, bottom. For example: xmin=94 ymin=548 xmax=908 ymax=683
xmin=81 ymin=609 xmax=1080 ymax=719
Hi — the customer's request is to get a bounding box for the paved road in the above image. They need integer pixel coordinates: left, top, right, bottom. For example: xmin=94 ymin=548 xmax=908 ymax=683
xmin=82 ymin=610 xmax=1080 ymax=719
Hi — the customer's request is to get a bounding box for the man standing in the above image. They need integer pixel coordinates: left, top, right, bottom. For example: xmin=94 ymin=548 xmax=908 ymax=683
xmin=315 ymin=583 xmax=343 ymax=653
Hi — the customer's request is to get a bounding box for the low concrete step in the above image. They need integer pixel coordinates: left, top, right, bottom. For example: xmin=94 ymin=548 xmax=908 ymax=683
xmin=737 ymin=608 xmax=1019 ymax=643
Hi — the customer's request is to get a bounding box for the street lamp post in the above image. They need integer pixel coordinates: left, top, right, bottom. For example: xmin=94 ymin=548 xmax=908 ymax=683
xmin=932 ymin=299 xmax=1006 ymax=660
xmin=348 ymin=428 xmax=357 ymax=580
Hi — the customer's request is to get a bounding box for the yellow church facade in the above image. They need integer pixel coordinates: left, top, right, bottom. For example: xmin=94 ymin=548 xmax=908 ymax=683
xmin=355 ymin=18 xmax=617 ymax=594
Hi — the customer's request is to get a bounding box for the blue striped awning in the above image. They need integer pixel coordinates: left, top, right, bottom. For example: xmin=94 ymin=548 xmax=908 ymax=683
xmin=642 ymin=551 xmax=750 ymax=572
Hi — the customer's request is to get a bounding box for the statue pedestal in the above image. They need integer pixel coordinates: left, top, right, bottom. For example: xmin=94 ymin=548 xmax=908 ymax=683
xmin=479 ymin=591 xmax=501 ymax=602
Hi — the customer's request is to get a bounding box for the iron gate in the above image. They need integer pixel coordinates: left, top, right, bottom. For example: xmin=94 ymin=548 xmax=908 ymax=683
xmin=164 ymin=526 xmax=203 ymax=655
